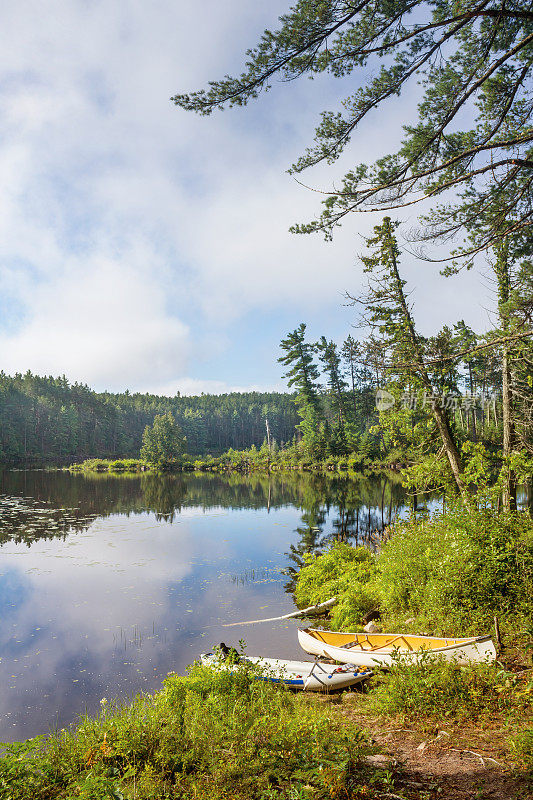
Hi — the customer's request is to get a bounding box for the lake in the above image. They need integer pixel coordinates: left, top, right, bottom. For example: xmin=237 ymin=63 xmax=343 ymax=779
xmin=0 ymin=469 xmax=406 ymax=742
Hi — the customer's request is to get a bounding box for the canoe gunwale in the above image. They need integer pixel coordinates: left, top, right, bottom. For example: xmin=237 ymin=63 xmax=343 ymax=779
xmin=300 ymin=627 xmax=494 ymax=654
xmin=298 ymin=627 xmax=497 ymax=666
xmin=200 ymin=652 xmax=373 ymax=692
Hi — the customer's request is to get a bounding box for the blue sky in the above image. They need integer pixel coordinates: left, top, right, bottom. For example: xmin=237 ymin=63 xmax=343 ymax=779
xmin=0 ymin=1 xmax=491 ymax=395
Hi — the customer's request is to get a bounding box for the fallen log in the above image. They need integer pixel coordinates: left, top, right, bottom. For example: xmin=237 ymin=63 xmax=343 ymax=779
xmin=222 ymin=597 xmax=337 ymax=627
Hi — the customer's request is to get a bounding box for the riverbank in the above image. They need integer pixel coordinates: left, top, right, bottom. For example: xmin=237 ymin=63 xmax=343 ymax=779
xmin=2 ymin=474 xmax=531 ymax=797
xmin=290 ymin=504 xmax=533 ymax=795
xmin=2 ymin=655 xmax=531 ymax=799
xmin=63 ymin=453 xmax=396 ymax=478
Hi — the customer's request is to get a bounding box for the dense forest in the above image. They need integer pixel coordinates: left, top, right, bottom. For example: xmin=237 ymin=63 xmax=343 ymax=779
xmin=273 ymin=224 xmax=533 ymax=502
xmin=0 ymin=373 xmax=300 ymax=464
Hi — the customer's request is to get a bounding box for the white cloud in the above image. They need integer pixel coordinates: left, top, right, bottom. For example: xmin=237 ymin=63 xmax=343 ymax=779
xmin=2 ymin=249 xmax=191 ymax=389
xmin=0 ymin=1 xmax=491 ymax=393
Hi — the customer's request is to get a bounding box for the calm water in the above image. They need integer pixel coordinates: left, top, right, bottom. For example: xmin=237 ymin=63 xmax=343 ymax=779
xmin=0 ymin=470 xmax=406 ymax=742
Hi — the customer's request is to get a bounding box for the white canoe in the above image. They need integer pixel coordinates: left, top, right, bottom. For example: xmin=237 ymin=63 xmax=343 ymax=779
xmin=201 ymin=652 xmax=372 ymax=691
xmin=298 ymin=627 xmax=497 ymax=667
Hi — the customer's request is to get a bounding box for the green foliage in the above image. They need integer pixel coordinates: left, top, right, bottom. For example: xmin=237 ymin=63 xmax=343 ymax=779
xmin=0 ymin=660 xmax=368 ymax=800
xmin=376 ymin=508 xmax=533 ymax=634
xmin=372 ymin=655 xmax=527 ymax=722
xmin=279 ymin=323 xmax=325 ymax=454
xmin=295 ymin=542 xmax=378 ymax=630
xmin=70 ymin=458 xmax=143 ymax=472
xmin=294 ymin=507 xmax=533 ymax=636
xmin=173 ymin=0 xmax=533 ymax=256
xmin=140 ymin=412 xmax=185 ymax=469
xmin=0 ymin=372 xmax=300 ymax=465
xmin=512 ymin=727 xmax=533 ymax=776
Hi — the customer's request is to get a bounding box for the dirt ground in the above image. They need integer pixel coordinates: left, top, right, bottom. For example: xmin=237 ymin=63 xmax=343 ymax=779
xmin=328 ymin=693 xmax=532 ymax=800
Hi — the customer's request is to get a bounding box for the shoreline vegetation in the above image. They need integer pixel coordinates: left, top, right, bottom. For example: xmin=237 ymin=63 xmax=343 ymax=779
xmin=2 ymin=477 xmax=532 ymax=798
xmin=2 ymin=628 xmax=531 ymax=799
xmin=2 ymin=0 xmax=533 ymax=793
xmin=63 ymin=452 xmax=395 ymax=475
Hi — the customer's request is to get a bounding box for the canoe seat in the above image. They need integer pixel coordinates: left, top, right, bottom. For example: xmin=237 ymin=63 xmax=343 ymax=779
xmin=340 ymin=635 xmax=416 ymax=653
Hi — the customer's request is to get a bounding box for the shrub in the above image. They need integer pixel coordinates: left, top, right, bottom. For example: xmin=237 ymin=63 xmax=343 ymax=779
xmin=0 ymin=660 xmax=369 ymax=800
xmin=376 ymin=507 xmax=533 ymax=634
xmin=512 ymin=727 xmax=533 ymax=775
xmin=372 ymin=654 xmax=524 ymax=721
xmin=294 ymin=507 xmax=533 ymax=638
xmin=295 ymin=542 xmax=378 ymax=630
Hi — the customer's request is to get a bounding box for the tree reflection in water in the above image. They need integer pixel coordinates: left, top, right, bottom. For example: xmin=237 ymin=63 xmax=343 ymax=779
xmin=0 ymin=470 xmax=411 ymax=565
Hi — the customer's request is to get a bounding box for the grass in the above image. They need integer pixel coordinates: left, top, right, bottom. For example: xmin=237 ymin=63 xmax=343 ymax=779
xmin=292 ymin=507 xmax=533 ymax=784
xmin=0 ymin=660 xmax=374 ymax=800
xmin=68 ymin=458 xmax=145 ymax=473
xmin=512 ymin=727 xmax=533 ymax=776
xmin=67 ymin=459 xmax=196 ymax=474
xmin=2 ymin=658 xmax=531 ymax=798
xmin=369 ymin=653 xmax=532 ymax=722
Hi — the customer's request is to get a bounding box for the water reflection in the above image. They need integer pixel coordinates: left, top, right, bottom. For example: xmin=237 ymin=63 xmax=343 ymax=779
xmin=0 ymin=469 xmax=408 ymax=742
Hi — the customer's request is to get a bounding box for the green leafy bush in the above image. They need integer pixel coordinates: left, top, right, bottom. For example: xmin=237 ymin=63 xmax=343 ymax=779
xmin=295 ymin=542 xmax=378 ymax=630
xmin=294 ymin=508 xmax=533 ymax=637
xmin=512 ymin=727 xmax=533 ymax=775
xmin=0 ymin=660 xmax=368 ymax=800
xmin=376 ymin=508 xmax=533 ymax=634
xmin=371 ymin=654 xmax=525 ymax=721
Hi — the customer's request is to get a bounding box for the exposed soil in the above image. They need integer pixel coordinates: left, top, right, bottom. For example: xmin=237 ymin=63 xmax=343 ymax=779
xmin=326 ymin=693 xmax=532 ymax=800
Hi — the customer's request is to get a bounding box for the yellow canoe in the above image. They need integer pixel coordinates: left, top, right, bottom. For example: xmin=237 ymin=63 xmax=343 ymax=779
xmin=298 ymin=627 xmax=497 ymax=667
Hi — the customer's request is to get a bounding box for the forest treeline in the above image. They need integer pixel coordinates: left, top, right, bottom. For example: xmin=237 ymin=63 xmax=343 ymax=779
xmin=0 ymin=372 xmax=300 ymax=464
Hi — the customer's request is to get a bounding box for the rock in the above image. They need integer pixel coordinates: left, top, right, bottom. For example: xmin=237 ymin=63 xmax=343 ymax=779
xmin=404 ymin=617 xmax=415 ymax=625
xmin=364 ymin=621 xmax=380 ymax=633
xmin=363 ymin=754 xmax=392 ymax=766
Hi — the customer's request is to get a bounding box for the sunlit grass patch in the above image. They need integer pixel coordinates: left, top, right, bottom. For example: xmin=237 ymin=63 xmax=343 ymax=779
xmin=0 ymin=661 xmax=370 ymax=800
xmin=512 ymin=727 xmax=533 ymax=776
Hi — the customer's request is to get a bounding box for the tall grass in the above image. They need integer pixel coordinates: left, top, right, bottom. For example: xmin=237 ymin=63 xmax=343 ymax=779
xmin=370 ymin=653 xmax=531 ymax=722
xmin=0 ymin=661 xmax=369 ymax=800
xmin=512 ymin=727 xmax=533 ymax=775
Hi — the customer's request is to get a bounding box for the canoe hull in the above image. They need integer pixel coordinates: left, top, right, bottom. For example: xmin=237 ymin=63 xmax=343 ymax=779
xmin=298 ymin=628 xmax=497 ymax=667
xmin=201 ymin=653 xmax=372 ymax=691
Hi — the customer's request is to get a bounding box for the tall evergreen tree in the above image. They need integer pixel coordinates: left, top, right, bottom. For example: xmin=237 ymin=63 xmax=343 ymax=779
xmin=351 ymin=218 xmax=470 ymax=502
xmin=140 ymin=412 xmax=185 ymax=469
xmin=341 ymin=335 xmax=361 ymax=421
xmin=278 ymin=324 xmax=324 ymax=452
xmin=174 ymin=1 xmax=533 ymax=255
xmin=316 ymin=336 xmax=349 ymax=425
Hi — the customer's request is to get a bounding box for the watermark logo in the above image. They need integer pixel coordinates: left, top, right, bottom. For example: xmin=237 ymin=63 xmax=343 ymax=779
xmin=375 ymin=389 xmax=396 ymax=411
xmin=375 ymin=389 xmax=497 ymax=412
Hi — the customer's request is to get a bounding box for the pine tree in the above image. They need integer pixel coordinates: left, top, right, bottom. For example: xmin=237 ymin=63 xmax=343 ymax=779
xmin=352 ymin=218 xmax=470 ymax=503
xmin=140 ymin=413 xmax=186 ymax=470
xmin=278 ymin=324 xmax=324 ymax=455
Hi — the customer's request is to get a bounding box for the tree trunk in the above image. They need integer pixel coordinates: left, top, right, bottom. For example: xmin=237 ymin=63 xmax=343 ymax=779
xmin=384 ymin=220 xmax=471 ymax=506
xmin=469 ymin=364 xmax=477 ymax=441
xmin=502 ymin=346 xmax=517 ymax=511
xmin=496 ymin=242 xmax=517 ymax=512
